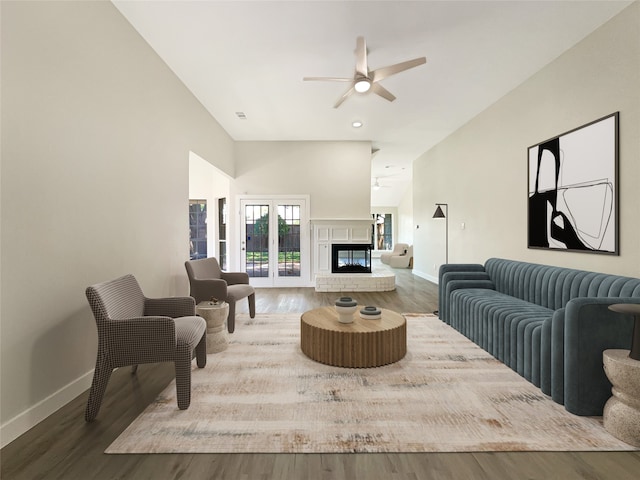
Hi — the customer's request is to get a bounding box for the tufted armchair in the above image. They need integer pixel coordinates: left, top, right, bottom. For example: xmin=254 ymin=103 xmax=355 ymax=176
xmin=185 ymin=257 xmax=256 ymax=334
xmin=84 ymin=274 xmax=206 ymax=422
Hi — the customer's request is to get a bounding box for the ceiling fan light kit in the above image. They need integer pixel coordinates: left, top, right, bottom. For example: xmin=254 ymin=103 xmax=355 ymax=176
xmin=304 ymin=36 xmax=426 ymax=108
xmin=354 ymin=77 xmax=371 ymax=93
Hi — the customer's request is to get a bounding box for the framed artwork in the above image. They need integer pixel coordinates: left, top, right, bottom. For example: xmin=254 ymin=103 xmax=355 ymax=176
xmin=527 ymin=112 xmax=619 ymax=254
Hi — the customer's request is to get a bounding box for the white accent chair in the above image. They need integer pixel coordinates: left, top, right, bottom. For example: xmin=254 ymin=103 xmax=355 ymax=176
xmin=380 ymin=243 xmax=413 ymax=268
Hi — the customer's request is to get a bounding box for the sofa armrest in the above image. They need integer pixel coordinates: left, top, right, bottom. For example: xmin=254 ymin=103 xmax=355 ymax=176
xmin=438 ymin=263 xmax=484 ymax=320
xmin=437 ymin=264 xmax=486 ymax=320
xmin=562 ymin=297 xmax=639 ymax=415
xmin=438 ymin=263 xmax=485 ymax=281
xmin=441 ymin=278 xmax=495 ymax=324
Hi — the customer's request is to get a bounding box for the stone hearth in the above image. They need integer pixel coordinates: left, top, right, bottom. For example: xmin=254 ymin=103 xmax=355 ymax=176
xmin=315 ymin=270 xmax=395 ymax=292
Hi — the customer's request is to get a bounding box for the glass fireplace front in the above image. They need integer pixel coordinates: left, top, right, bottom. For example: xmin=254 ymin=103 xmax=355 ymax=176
xmin=331 ymin=243 xmax=372 ymax=273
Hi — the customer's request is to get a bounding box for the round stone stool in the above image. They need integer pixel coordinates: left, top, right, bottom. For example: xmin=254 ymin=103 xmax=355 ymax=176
xmin=196 ymin=301 xmax=230 ymax=353
xmin=603 ymin=349 xmax=640 ymax=446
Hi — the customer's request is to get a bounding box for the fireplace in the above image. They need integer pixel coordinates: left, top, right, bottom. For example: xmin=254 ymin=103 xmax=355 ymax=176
xmin=331 ymin=243 xmax=372 ymax=273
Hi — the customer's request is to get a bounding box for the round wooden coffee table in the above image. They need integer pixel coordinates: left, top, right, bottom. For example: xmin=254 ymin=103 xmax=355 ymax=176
xmin=300 ymin=306 xmax=406 ymax=368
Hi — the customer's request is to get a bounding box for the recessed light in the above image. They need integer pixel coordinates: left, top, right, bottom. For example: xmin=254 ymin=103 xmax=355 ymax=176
xmin=235 ymin=112 xmax=247 ymax=120
xmin=352 ymin=121 xmax=363 ymax=128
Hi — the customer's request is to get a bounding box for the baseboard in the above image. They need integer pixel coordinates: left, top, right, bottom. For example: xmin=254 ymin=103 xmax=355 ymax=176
xmin=412 ymin=269 xmax=438 ymax=284
xmin=0 ymin=369 xmax=94 ymax=449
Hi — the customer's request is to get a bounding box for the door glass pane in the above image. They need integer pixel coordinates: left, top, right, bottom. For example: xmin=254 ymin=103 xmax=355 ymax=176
xmin=189 ymin=200 xmax=207 ymax=259
xmin=245 ymin=204 xmax=269 ymax=277
xmin=278 ymin=204 xmax=301 ymax=277
xmin=218 ymin=198 xmax=227 ymax=270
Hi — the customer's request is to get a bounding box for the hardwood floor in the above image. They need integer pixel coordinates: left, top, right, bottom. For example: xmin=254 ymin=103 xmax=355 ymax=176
xmin=2 ymin=263 xmax=639 ymax=479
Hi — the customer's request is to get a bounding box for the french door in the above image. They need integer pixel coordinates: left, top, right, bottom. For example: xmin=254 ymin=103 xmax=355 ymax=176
xmin=239 ymin=196 xmax=309 ymax=287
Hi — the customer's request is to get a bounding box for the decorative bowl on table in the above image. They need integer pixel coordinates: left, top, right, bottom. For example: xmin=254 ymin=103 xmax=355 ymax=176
xmin=335 ymin=297 xmax=357 ymax=324
xmin=360 ymin=306 xmax=382 ymax=320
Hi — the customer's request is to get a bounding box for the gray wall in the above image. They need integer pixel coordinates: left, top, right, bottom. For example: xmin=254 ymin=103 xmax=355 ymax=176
xmin=1 ymin=0 xmax=234 ymax=442
xmin=413 ymin=2 xmax=640 ymax=281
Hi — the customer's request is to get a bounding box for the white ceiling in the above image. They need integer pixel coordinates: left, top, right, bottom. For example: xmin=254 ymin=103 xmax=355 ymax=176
xmin=113 ymin=0 xmax=631 ymax=206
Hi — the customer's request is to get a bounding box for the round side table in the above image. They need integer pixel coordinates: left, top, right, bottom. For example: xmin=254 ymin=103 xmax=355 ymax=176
xmin=603 ymin=349 xmax=640 ymax=446
xmin=196 ymin=301 xmax=229 ymax=353
xmin=603 ymin=304 xmax=640 ymax=446
xmin=608 ymin=303 xmax=640 ymax=360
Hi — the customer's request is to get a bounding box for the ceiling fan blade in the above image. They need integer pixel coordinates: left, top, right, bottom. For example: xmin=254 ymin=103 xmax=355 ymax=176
xmin=355 ymin=36 xmax=368 ymax=77
xmin=303 ymin=76 xmax=352 ymax=82
xmin=371 ymin=83 xmax=396 ymax=102
xmin=371 ymin=57 xmax=426 ymax=82
xmin=334 ymin=85 xmax=355 ymax=108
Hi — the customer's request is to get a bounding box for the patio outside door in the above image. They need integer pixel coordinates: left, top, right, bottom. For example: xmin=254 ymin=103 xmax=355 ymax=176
xmin=240 ymin=197 xmax=309 ymax=287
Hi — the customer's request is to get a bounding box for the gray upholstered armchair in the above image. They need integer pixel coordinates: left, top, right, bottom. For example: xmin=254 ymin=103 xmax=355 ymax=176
xmin=84 ymin=274 xmax=206 ymax=422
xmin=185 ymin=257 xmax=255 ymax=333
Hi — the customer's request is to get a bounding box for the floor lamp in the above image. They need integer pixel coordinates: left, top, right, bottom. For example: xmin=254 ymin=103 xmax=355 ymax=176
xmin=432 ymin=203 xmax=448 ymax=316
xmin=433 ymin=203 xmax=448 ymax=264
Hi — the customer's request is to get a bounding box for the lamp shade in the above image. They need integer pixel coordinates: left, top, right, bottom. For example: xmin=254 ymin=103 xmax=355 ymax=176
xmin=433 ymin=203 xmax=449 ymax=265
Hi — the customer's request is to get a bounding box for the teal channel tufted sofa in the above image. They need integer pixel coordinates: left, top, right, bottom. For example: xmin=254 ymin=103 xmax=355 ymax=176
xmin=438 ymin=258 xmax=640 ymax=416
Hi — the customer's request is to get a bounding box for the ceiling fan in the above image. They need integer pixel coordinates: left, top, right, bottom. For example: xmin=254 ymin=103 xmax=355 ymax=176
xmin=372 ymin=177 xmax=391 ymax=190
xmin=304 ymin=36 xmax=426 ymax=108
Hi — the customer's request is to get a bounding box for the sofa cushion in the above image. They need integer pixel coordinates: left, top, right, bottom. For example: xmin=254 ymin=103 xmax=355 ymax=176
xmin=450 ymin=288 xmax=552 ymax=383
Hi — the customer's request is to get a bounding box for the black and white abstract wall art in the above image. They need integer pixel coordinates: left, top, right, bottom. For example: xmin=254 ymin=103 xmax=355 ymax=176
xmin=528 ymin=112 xmax=619 ymax=254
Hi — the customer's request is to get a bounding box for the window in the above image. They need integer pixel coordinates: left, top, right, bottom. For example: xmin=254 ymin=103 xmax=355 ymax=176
xmin=189 ymin=200 xmax=207 ymax=259
xmin=218 ymin=198 xmax=227 ymax=270
xmin=372 ymin=213 xmax=393 ymax=250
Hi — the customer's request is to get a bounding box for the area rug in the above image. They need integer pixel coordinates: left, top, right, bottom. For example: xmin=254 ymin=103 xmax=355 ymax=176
xmin=106 ymin=313 xmax=636 ymax=454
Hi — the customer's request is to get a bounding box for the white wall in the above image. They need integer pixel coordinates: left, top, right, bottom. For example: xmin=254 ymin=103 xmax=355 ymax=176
xmin=413 ymin=2 xmax=640 ymax=282
xmin=0 ymin=1 xmax=234 ymax=446
xmin=231 ymin=141 xmax=371 ymax=270
xmin=396 ymin=184 xmax=414 ymax=247
xmin=233 ymin=141 xmax=371 ymax=219
xmin=189 ymin=151 xmax=231 ymax=259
